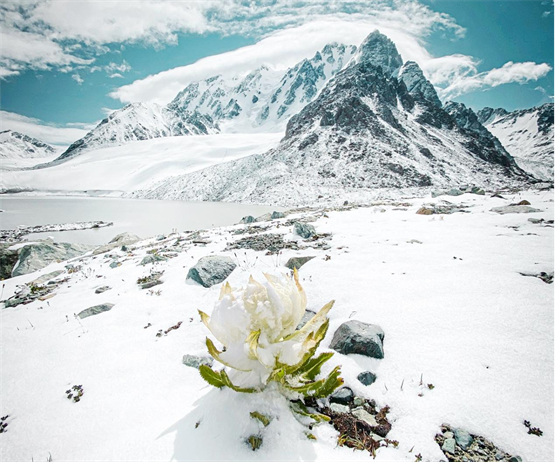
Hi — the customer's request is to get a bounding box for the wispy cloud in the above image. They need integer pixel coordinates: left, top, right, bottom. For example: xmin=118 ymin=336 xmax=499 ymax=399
xmin=0 ymin=110 xmax=93 ymax=146
xmin=71 ymin=73 xmax=84 ymax=85
xmin=0 ymin=0 xmax=462 ymax=79
xmin=438 ymin=61 xmax=552 ymax=100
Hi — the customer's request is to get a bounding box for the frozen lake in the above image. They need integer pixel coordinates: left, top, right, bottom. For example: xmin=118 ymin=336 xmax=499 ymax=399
xmin=0 ymin=196 xmax=282 ymax=245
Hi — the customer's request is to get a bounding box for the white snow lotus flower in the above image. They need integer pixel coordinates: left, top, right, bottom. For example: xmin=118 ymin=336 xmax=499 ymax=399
xmin=198 ymin=269 xmax=343 ymax=398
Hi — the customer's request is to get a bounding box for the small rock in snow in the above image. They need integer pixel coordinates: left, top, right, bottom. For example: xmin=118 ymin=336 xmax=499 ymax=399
xmin=271 ymin=211 xmax=286 ymax=219
xmin=294 ymin=222 xmax=316 ymax=239
xmin=186 ymin=255 xmax=237 ymax=288
xmin=357 ymin=371 xmax=377 ymax=386
xmin=77 ymin=303 xmax=115 ymax=319
xmin=442 ymin=438 xmax=456 ymax=454
xmin=95 ymin=286 xmax=111 ymax=294
xmin=352 ymin=408 xmax=378 ymax=426
xmin=330 ymin=320 xmax=385 ymax=359
xmin=296 ymin=309 xmax=316 ymax=330
xmin=239 ymin=216 xmax=256 ymax=224
xmin=329 ymin=403 xmax=350 ymax=414
xmin=454 ymin=428 xmax=473 ymax=449
xmin=329 ymin=387 xmax=354 ymax=405
xmin=182 ymin=354 xmax=213 ymax=369
xmin=491 ymin=205 xmax=541 ymax=214
xmin=285 ymin=256 xmax=315 ymax=271
xmin=528 ymin=218 xmax=544 ymax=224
xmin=140 ymin=254 xmax=167 ymax=266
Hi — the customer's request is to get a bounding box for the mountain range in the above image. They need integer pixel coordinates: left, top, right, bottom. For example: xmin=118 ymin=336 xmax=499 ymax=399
xmin=0 ymin=130 xmax=57 ymax=159
xmin=1 ymin=31 xmax=552 ymax=203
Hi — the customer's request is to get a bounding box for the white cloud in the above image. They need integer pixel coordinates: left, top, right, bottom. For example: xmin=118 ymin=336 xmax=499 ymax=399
xmin=1 ymin=0 xmax=462 ymax=78
xmin=438 ymin=61 xmax=552 ymax=100
xmin=71 ymin=73 xmax=84 ymax=85
xmin=0 ymin=111 xmax=92 ymax=146
xmin=108 ymin=73 xmax=124 ymax=79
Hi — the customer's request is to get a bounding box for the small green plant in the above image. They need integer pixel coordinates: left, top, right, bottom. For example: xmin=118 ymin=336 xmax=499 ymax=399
xmin=65 ymin=385 xmax=84 ymax=403
xmin=198 ymin=269 xmax=343 ymax=399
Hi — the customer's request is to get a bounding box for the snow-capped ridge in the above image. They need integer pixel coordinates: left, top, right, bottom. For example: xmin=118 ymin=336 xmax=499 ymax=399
xmin=399 ymin=61 xmax=442 ymax=108
xmin=0 ymin=130 xmax=57 ymax=159
xmin=349 ymin=30 xmax=404 ymax=77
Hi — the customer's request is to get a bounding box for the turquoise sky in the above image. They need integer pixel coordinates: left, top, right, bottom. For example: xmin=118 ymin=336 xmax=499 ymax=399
xmin=0 ymin=0 xmax=552 ymax=133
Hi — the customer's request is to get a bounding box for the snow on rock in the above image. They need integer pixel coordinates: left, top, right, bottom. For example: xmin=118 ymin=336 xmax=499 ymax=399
xmin=0 ymin=130 xmax=57 ymax=159
xmin=478 ymin=103 xmax=554 ymax=181
xmin=0 ymin=190 xmax=552 ymax=461
xmin=52 ymin=103 xmax=218 ymax=163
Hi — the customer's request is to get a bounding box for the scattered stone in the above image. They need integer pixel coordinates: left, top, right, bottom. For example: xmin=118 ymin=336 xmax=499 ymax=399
xmin=77 ymin=303 xmax=115 ymax=319
xmin=294 ymin=222 xmax=317 ymax=239
xmin=442 ymin=438 xmax=456 ymax=454
xmin=528 ymin=218 xmax=544 ymax=224
xmin=285 ymin=256 xmax=315 ymax=271
xmin=140 ymin=254 xmax=167 ymax=266
xmin=491 ymin=205 xmax=541 ymax=214
xmin=296 ymin=309 xmax=316 ymax=329
xmin=519 ymin=271 xmax=553 ymax=284
xmin=416 ymin=206 xmax=433 ymax=215
xmin=330 ymin=320 xmax=385 ymax=359
xmin=156 ymin=235 xmax=166 ymax=241
xmin=182 ymin=355 xmax=213 ymax=369
xmin=0 ymin=245 xmax=20 ymax=279
xmin=443 ymin=431 xmax=454 ymax=439
xmin=226 ymin=233 xmax=300 ymax=254
xmin=357 ymin=371 xmax=377 ymax=386
xmin=513 ymin=200 xmax=531 ymax=206
xmin=353 ymin=397 xmax=364 ymax=407
xmin=329 ymin=387 xmax=354 ymax=405
xmin=137 ymin=271 xmax=164 ymax=290
xmin=95 ymin=286 xmax=111 ymax=294
xmin=491 ymin=193 xmax=505 ymax=199
xmin=109 ymin=261 xmax=121 ymax=269
xmin=431 ymin=188 xmax=463 ymax=198
xmin=469 ymin=186 xmax=485 ymax=195
xmin=454 ymin=428 xmax=473 ymax=449
xmin=141 ymin=279 xmax=163 ymax=290
xmin=29 ymin=270 xmax=64 ymax=286
xmin=186 ymin=255 xmax=237 ymax=288
xmin=417 ymin=203 xmax=469 ymax=215
xmin=240 ymin=216 xmax=256 ymax=224
xmin=406 ymin=239 xmax=422 ymax=244
xmin=93 ymin=232 xmax=141 ymax=255
xmin=330 ymin=403 xmax=350 ymax=414
xmin=271 ymin=211 xmax=286 ymax=219
xmin=255 ymin=213 xmax=272 ymax=222
xmin=352 ymin=408 xmax=378 ymax=427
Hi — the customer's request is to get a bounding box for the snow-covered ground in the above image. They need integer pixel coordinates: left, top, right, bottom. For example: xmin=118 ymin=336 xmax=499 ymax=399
xmin=0 ymin=133 xmax=282 ymax=195
xmin=1 ymin=189 xmax=553 ymax=461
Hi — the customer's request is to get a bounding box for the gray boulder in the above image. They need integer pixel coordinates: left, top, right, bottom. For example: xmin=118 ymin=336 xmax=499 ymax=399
xmin=29 ymin=270 xmax=65 ymax=286
xmin=140 ymin=254 xmax=167 ymax=266
xmin=93 ymin=232 xmax=141 ymax=255
xmin=442 ymin=438 xmax=456 ymax=454
xmin=77 ymin=303 xmax=115 ymax=319
xmin=186 ymin=255 xmax=237 ymax=288
xmin=271 ymin=211 xmax=286 ymax=219
xmin=0 ymin=244 xmax=19 ymax=279
xmin=182 ymin=354 xmax=214 ymax=369
xmin=12 ymin=241 xmax=92 ymax=277
xmin=431 ymin=188 xmax=463 ymax=198
xmin=357 ymin=371 xmax=377 ymax=386
xmin=95 ymin=286 xmax=111 ymax=294
xmin=491 ymin=205 xmax=541 ymax=214
xmin=330 ymin=320 xmax=385 ymax=359
xmin=240 ymin=215 xmax=256 ymax=224
xmin=285 ymin=256 xmax=315 ymax=271
xmin=294 ymin=222 xmax=316 ymax=239
xmin=255 ymin=213 xmax=272 ymax=222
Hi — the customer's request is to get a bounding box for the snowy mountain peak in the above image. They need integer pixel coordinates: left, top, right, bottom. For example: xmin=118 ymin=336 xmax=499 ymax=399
xmin=476 ymin=107 xmax=509 ymax=125
xmin=478 ymin=103 xmax=554 ymax=181
xmin=0 ymin=130 xmax=57 ymax=159
xmin=350 ymin=30 xmax=403 ymax=76
xmin=399 ymin=61 xmax=442 ymax=108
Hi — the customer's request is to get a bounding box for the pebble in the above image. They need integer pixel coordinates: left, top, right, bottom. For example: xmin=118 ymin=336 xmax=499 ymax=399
xmin=351 ymin=408 xmax=377 ymax=426
xmin=442 ymin=438 xmax=456 ymax=454
xmin=329 ymin=403 xmax=349 ymax=414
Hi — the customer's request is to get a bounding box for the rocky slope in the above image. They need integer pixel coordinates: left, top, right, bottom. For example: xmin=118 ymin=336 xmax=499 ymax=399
xmin=0 ymin=130 xmax=57 ymax=159
xmin=54 ymin=103 xmax=217 ymax=163
xmin=169 ymin=43 xmax=357 ymax=132
xmin=477 ymin=103 xmax=554 ymax=181
xmin=134 ymin=31 xmax=528 ymax=206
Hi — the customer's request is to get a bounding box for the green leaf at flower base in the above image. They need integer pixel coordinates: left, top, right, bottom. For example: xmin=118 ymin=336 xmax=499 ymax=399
xmin=298 ymin=352 xmax=335 ymax=381
xmin=219 ymin=370 xmax=260 ymax=394
xmin=206 ymin=337 xmax=252 ymax=372
xmin=289 ymin=401 xmax=331 ymax=423
xmin=198 ymin=365 xmax=226 ymax=388
xmin=312 ymin=366 xmax=344 ymax=399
